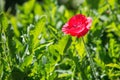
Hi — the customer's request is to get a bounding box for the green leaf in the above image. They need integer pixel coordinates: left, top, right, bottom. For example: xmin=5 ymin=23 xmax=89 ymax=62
xmin=10 ymin=16 xmax=20 ymax=37
xmin=34 ymin=2 xmax=43 ymax=15
xmin=94 ymin=57 xmax=105 ymax=69
xmin=106 ymin=63 xmax=120 ymax=69
xmin=30 ymin=15 xmax=46 ymax=49
xmin=21 ymin=54 xmax=33 ymax=69
xmin=0 ymin=13 xmax=8 ymax=31
xmin=55 ymin=36 xmax=72 ymax=55
xmin=0 ymin=0 xmax=5 ymax=13
xmin=98 ymin=4 xmax=109 ymax=14
xmin=23 ymin=0 xmax=35 ymax=14
xmin=107 ymin=0 xmax=115 ymax=9
xmin=76 ymin=39 xmax=85 ymax=59
xmin=48 ymin=45 xmax=61 ymax=63
xmin=0 ymin=64 xmax=3 ymax=79
xmin=58 ymin=72 xmax=71 ymax=78
xmin=106 ymin=22 xmax=120 ymax=37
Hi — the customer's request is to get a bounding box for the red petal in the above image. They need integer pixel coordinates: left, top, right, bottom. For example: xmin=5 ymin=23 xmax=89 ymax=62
xmin=62 ymin=14 xmax=92 ymax=38
xmin=68 ymin=14 xmax=87 ymax=28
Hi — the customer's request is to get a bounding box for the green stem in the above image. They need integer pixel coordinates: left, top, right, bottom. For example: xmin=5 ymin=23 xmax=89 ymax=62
xmin=82 ymin=37 xmax=99 ymax=80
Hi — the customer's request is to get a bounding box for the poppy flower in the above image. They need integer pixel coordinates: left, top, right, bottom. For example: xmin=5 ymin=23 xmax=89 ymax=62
xmin=62 ymin=14 xmax=92 ymax=38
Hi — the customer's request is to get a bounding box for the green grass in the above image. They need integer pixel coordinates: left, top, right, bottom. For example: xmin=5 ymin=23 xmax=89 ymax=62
xmin=0 ymin=0 xmax=120 ymax=80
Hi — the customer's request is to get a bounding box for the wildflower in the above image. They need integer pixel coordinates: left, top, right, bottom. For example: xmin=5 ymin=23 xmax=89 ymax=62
xmin=62 ymin=14 xmax=92 ymax=38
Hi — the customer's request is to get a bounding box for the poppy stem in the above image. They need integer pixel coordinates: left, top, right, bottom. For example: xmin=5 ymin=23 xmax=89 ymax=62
xmin=82 ymin=37 xmax=99 ymax=80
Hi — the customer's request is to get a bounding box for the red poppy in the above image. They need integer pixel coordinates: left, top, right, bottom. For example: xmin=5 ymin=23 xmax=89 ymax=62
xmin=62 ymin=14 xmax=92 ymax=38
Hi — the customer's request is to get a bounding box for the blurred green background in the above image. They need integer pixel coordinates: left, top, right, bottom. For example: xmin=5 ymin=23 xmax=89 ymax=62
xmin=0 ymin=0 xmax=120 ymax=80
